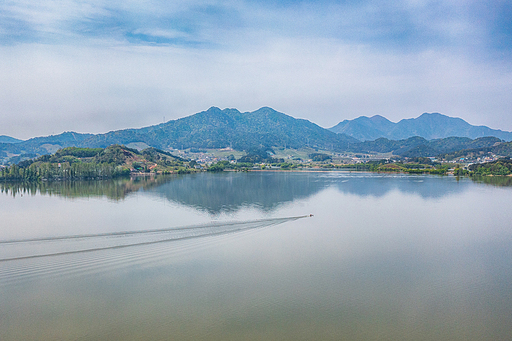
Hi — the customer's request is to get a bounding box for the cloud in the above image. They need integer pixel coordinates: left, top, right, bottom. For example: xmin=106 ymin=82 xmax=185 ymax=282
xmin=2 ymin=0 xmax=509 ymax=55
xmin=0 ymin=1 xmax=511 ymax=139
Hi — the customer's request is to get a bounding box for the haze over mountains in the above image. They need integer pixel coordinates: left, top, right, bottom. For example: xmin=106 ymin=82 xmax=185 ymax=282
xmin=2 ymin=107 xmax=512 ymax=164
xmin=0 ymin=135 xmax=23 ymax=144
xmin=1 ymin=107 xmax=357 ymax=156
xmin=329 ymin=113 xmax=512 ymax=141
xmin=77 ymin=106 xmax=359 ymax=151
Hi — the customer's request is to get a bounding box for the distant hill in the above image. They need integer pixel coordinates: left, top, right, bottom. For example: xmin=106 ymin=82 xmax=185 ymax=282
xmin=328 ymin=115 xmax=395 ymax=141
xmin=0 ymin=145 xmax=193 ymax=181
xmin=438 ymin=141 xmax=512 ymax=161
xmin=0 ymin=135 xmax=23 ymax=144
xmin=1 ymin=107 xmax=358 ymax=161
xmin=3 ymin=132 xmax=94 ymax=155
xmin=3 ymin=107 xmax=512 ymax=164
xmin=350 ymin=136 xmax=503 ymax=157
xmin=79 ymin=106 xmax=359 ymax=151
xmin=330 ymin=113 xmax=512 ymax=141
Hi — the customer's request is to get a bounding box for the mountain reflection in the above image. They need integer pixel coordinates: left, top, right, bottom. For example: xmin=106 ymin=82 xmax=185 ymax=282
xmin=2 ymin=171 xmax=506 ymax=214
xmin=332 ymin=173 xmax=469 ymax=199
xmin=0 ymin=176 xmax=169 ymax=201
xmin=146 ymin=172 xmax=330 ymax=213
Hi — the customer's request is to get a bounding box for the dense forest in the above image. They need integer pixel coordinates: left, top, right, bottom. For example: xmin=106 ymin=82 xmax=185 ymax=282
xmin=0 ymin=145 xmax=194 ymax=181
xmin=468 ymin=158 xmax=512 ymax=176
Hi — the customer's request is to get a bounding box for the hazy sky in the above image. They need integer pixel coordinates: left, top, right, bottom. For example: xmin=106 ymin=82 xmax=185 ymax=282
xmin=1 ymin=0 xmax=512 ymax=139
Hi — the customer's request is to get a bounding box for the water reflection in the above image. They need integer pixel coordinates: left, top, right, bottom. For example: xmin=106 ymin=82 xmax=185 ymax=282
xmin=1 ymin=171 xmax=512 ymax=341
xmin=0 ymin=175 xmax=169 ymax=200
xmin=331 ymin=173 xmax=469 ymax=198
xmin=470 ymin=175 xmax=512 ymax=187
xmin=1 ymin=172 xmax=508 ymax=214
xmin=146 ymin=172 xmax=330 ymax=213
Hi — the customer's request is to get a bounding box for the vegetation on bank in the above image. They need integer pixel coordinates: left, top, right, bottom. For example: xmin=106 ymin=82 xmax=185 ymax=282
xmin=3 ymin=144 xmax=511 ymax=183
xmin=206 ymin=160 xmax=300 ymax=172
xmin=324 ymin=158 xmax=512 ymax=176
xmin=468 ymin=158 xmax=512 ymax=176
xmin=206 ymin=155 xmax=512 ymax=177
xmin=1 ymin=176 xmax=171 ymax=200
xmin=335 ymin=159 xmax=449 ymax=175
xmin=0 ymin=145 xmax=195 ymax=181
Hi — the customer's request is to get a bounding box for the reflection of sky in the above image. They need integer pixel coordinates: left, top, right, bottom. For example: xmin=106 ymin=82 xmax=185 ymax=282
xmin=147 ymin=172 xmax=330 ymax=214
xmin=147 ymin=172 xmax=472 ymax=214
xmin=330 ymin=173 xmax=470 ymax=199
xmin=0 ymin=172 xmax=493 ymax=216
xmin=1 ymin=170 xmax=512 ymax=340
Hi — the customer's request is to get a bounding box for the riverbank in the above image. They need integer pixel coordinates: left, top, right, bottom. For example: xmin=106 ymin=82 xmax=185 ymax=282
xmin=2 ymin=145 xmax=511 ymax=182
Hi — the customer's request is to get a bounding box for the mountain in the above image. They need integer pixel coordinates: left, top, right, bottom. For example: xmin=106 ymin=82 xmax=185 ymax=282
xmin=328 ymin=115 xmax=395 ymax=141
xmin=350 ymin=136 xmax=502 ymax=157
xmin=20 ymin=131 xmax=94 ymax=147
xmin=79 ymin=106 xmax=358 ymax=150
xmin=438 ymin=141 xmax=512 ymax=161
xmin=1 ymin=145 xmax=194 ymax=181
xmin=0 ymin=135 xmax=23 ymax=144
xmin=3 ymin=107 xmax=511 ymax=164
xmin=330 ymin=113 xmax=512 ymax=141
xmin=0 ymin=132 xmax=95 ymax=161
xmin=0 ymin=107 xmax=359 ymax=162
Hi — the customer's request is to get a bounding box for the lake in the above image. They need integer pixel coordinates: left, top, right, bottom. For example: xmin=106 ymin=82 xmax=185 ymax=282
xmin=1 ymin=171 xmax=511 ymax=340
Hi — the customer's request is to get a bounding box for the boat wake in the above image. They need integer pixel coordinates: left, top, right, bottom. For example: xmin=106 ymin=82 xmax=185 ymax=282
xmin=0 ymin=215 xmax=310 ymax=285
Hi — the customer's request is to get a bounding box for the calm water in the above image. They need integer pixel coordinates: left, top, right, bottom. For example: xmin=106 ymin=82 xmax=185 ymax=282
xmin=1 ymin=171 xmax=511 ymax=340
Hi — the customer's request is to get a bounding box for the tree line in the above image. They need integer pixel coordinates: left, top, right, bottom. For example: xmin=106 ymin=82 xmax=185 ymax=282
xmin=1 ymin=162 xmax=130 ymax=181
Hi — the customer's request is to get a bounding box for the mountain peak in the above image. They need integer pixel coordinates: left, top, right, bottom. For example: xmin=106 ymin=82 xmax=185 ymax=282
xmin=370 ymin=114 xmax=387 ymax=119
xmin=419 ymin=112 xmax=444 ymax=117
xmin=416 ymin=112 xmax=458 ymax=121
xmin=369 ymin=115 xmax=393 ymax=124
xmin=0 ymin=135 xmax=24 ymax=144
xmin=251 ymin=106 xmax=280 ymax=114
xmin=206 ymin=106 xmax=222 ymax=112
xmin=330 ymin=112 xmax=512 ymax=141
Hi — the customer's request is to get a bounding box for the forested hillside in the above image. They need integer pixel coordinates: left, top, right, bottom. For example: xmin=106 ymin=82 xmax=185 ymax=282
xmin=0 ymin=145 xmax=193 ymax=181
xmin=330 ymin=113 xmax=512 ymax=141
xmin=2 ymin=107 xmax=512 ymax=165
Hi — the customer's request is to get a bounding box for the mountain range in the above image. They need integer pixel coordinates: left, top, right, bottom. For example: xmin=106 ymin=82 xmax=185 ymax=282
xmin=329 ymin=113 xmax=512 ymax=141
xmin=0 ymin=135 xmax=23 ymax=144
xmin=0 ymin=107 xmax=357 ymax=158
xmin=350 ymin=136 xmax=506 ymax=158
xmin=2 ymin=107 xmax=512 ymax=164
xmin=74 ymin=106 xmax=358 ymax=150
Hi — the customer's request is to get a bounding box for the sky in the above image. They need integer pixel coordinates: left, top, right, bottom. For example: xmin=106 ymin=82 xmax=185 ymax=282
xmin=1 ymin=0 xmax=512 ymax=140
